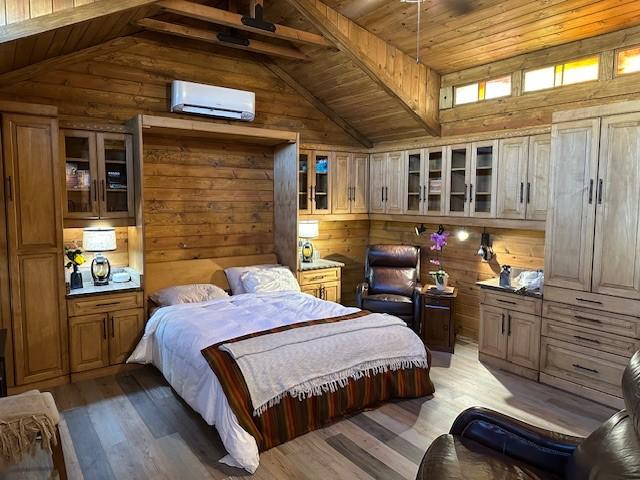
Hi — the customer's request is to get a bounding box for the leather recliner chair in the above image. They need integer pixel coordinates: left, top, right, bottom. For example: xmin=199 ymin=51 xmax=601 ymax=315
xmin=356 ymin=245 xmax=422 ymax=332
xmin=416 ymin=350 xmax=640 ymax=479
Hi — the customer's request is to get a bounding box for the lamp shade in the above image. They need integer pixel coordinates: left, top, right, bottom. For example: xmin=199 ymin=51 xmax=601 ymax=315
xmin=83 ymin=228 xmax=117 ymax=252
xmin=298 ymin=220 xmax=319 ymax=239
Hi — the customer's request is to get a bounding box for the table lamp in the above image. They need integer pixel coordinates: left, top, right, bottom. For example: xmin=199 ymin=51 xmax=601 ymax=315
xmin=298 ymin=220 xmax=319 ymax=263
xmin=83 ymin=227 xmax=117 ymax=286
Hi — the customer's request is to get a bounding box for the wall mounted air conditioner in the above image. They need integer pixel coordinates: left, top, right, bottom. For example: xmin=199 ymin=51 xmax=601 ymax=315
xmin=170 ymin=80 xmax=256 ymax=122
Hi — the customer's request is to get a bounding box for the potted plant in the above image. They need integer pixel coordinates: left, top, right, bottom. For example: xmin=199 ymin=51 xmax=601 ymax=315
xmin=65 ymin=244 xmax=86 ymax=290
xmin=429 ymin=226 xmax=449 ymax=291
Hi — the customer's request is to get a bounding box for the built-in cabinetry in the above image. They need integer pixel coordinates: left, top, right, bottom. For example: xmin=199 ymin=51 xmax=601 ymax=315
xmin=67 ymin=291 xmax=144 ymax=377
xmin=332 ymin=152 xmax=368 ymax=214
xmin=298 ymin=150 xmax=332 ymax=215
xmin=542 ymin=103 xmax=640 ymax=408
xmin=478 ymin=289 xmax=542 ymax=381
xmin=404 ymin=148 xmax=446 ymax=215
xmin=297 ymin=262 xmax=343 ymax=303
xmin=369 ymin=152 xmax=404 ymax=214
xmin=62 ymin=130 xmax=135 ymax=226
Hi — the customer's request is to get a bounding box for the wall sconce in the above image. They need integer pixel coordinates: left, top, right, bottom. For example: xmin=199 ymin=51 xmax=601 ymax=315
xmin=415 ymin=223 xmax=427 ymax=236
xmin=456 ymin=229 xmax=469 ymax=241
xmin=477 ymin=232 xmax=494 ymax=262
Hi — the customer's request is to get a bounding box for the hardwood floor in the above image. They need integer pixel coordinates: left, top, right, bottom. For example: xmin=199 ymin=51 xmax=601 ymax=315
xmin=4 ymin=340 xmax=616 ymax=480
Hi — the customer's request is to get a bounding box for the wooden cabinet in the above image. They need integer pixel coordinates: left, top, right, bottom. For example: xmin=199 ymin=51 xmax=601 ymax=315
xmin=62 ymin=130 xmax=134 ymax=225
xmin=298 ymin=150 xmax=332 ymax=215
xmin=369 ymin=152 xmax=404 ymax=214
xmin=332 ymin=152 xmax=368 ymax=214
xmin=403 ymin=148 xmax=447 ymax=216
xmin=479 ymin=290 xmax=542 ymax=380
xmin=420 ymin=289 xmax=457 ymax=353
xmin=297 ymin=266 xmax=342 ymax=303
xmin=67 ymin=292 xmax=144 ymax=374
xmin=497 ymin=135 xmax=551 ymax=220
xmin=469 ymin=140 xmax=498 ymax=218
xmin=2 ymin=113 xmax=68 ymax=386
xmin=404 ymin=149 xmax=424 ymax=215
xmin=445 ymin=144 xmax=471 ymax=216
xmin=545 ymin=119 xmax=600 ymax=292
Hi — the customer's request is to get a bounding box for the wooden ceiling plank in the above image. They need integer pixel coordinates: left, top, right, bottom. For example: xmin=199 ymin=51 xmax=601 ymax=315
xmin=283 ymin=0 xmax=440 ymax=136
xmin=0 ymin=0 xmax=158 ymax=44
xmin=263 ymin=60 xmax=372 ymax=147
xmin=135 ymin=17 xmax=310 ymax=61
xmin=156 ymin=0 xmax=331 ymax=48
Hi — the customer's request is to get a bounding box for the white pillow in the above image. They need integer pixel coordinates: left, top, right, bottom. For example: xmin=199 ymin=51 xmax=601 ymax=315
xmin=150 ymin=284 xmax=228 ymax=306
xmin=240 ymin=267 xmax=301 ymax=294
xmin=224 ymin=264 xmax=280 ymax=295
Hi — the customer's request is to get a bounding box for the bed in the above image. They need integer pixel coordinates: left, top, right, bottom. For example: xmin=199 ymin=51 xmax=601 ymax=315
xmin=129 ymin=255 xmax=434 ymax=473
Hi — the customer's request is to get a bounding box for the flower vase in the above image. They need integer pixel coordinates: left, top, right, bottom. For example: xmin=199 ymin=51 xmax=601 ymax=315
xmin=432 ymin=271 xmax=449 ymax=291
xmin=70 ymin=264 xmax=83 ymax=290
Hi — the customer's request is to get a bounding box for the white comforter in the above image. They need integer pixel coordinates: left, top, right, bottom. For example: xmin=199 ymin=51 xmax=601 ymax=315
xmin=128 ymin=291 xmax=359 ymax=473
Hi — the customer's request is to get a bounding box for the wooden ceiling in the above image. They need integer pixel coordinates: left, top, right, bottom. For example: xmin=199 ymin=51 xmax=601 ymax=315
xmin=274 ymin=0 xmax=640 ymax=73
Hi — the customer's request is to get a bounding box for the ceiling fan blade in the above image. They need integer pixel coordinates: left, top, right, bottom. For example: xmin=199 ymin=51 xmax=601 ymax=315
xmin=443 ymin=0 xmax=474 ymax=15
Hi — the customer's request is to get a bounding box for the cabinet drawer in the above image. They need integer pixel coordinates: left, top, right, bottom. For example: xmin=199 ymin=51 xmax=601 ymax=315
xmin=540 ymin=337 xmax=626 ymax=398
xmin=542 ymin=318 xmax=640 ymax=357
xmin=542 ymin=300 xmax=640 ymax=338
xmin=480 ymin=290 xmax=541 ymax=316
xmin=68 ymin=291 xmax=143 ymax=317
xmin=543 ymin=285 xmax=640 ymax=317
xmin=298 ymin=268 xmax=340 ymax=286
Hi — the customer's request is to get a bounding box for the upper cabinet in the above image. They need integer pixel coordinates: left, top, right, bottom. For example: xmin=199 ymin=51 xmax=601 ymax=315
xmin=63 ymin=130 xmax=134 ymax=225
xmin=332 ymin=152 xmax=368 ymax=215
xmin=470 ymin=140 xmax=498 ymax=218
xmin=298 ymin=150 xmax=332 ymax=215
xmin=369 ymin=152 xmax=404 ymax=215
xmin=403 ymin=148 xmax=447 ymax=216
xmin=445 ymin=144 xmax=471 ymax=217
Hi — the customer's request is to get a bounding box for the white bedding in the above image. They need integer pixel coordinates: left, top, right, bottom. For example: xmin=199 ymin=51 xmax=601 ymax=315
xmin=128 ymin=291 xmax=359 ymax=473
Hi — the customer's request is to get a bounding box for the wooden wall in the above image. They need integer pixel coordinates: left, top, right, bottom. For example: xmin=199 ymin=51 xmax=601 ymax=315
xmin=143 ymin=135 xmax=275 ymax=265
xmin=369 ymin=220 xmax=545 ymax=339
xmin=312 ymin=219 xmax=369 ymax=306
xmin=63 ymin=227 xmax=130 ymax=267
xmin=0 ymin=0 xmax=97 ymax=25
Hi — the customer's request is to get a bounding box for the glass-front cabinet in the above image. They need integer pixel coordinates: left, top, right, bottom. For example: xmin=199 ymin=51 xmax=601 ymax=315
xmin=405 ymin=149 xmax=423 ymax=214
xmin=63 ymin=130 xmax=134 ymax=225
xmin=446 ymin=144 xmax=471 ymax=216
xmin=470 ymin=140 xmax=498 ymax=217
xmin=425 ymin=147 xmax=445 ymax=215
xmin=297 ymin=150 xmax=332 ymax=215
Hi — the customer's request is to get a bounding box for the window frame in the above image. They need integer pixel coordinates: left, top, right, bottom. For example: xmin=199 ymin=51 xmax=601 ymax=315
xmin=615 ymin=44 xmax=640 ymax=77
xmin=522 ymin=55 xmax=600 ymax=94
xmin=453 ymin=75 xmax=512 ymax=107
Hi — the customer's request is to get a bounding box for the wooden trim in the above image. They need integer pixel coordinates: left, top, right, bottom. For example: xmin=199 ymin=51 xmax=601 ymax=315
xmin=70 ymin=363 xmax=143 ymax=383
xmin=300 ymin=143 xmax=369 ymax=154
xmin=299 ymin=213 xmax=370 ymax=221
xmin=262 ymin=61 xmax=372 ymax=148
xmin=552 ymin=99 xmax=640 ymax=123
xmin=0 ymin=0 xmax=158 ymax=44
xmin=135 ymin=18 xmax=310 ymax=62
xmin=157 ymin=0 xmax=331 ymax=48
xmin=479 ymin=352 xmax=539 ymax=381
xmin=8 ymin=375 xmax=69 ymax=395
xmin=140 ymin=114 xmax=298 ymax=145
xmin=539 ymin=372 xmax=624 ymax=410
xmin=0 ymin=100 xmax=57 ymax=116
xmin=368 ymin=213 xmax=546 ymax=231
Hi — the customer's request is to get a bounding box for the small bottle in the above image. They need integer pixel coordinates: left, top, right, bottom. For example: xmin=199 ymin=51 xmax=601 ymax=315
xmin=500 ymin=265 xmax=512 ymax=288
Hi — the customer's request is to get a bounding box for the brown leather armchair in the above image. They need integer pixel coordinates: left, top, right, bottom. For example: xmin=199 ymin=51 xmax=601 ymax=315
xmin=416 ymin=350 xmax=640 ymax=479
xmin=356 ymin=245 xmax=421 ymax=332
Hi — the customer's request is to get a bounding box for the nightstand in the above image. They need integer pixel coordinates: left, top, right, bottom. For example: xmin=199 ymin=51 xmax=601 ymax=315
xmin=297 ymin=259 xmax=344 ymax=303
xmin=420 ymin=287 xmax=458 ymax=353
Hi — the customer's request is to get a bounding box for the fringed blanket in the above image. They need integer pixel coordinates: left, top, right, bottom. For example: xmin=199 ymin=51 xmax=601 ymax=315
xmin=202 ymin=311 xmax=435 ymax=451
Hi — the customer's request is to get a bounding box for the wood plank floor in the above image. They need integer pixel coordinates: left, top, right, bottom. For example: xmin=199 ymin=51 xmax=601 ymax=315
xmin=4 ymin=340 xmax=616 ymax=479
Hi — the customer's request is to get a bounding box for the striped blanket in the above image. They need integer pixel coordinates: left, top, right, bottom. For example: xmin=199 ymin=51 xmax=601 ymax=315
xmin=201 ymin=311 xmax=435 ymax=451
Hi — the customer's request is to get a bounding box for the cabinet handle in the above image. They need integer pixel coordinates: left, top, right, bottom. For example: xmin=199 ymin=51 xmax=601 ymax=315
xmin=423 ymin=185 xmax=426 ymax=201
xmin=469 ymin=184 xmax=473 ymax=202
xmin=597 ymin=179 xmax=603 ymax=205
xmin=496 ymin=298 xmax=517 ymax=305
xmin=575 ymin=297 xmax=603 ymax=305
xmin=309 ymin=275 xmax=326 ymax=281
xmin=507 ymin=314 xmax=512 ymax=336
xmin=101 ymin=179 xmax=106 ymax=202
xmin=588 ymin=179 xmax=594 ymax=204
xmin=463 ymin=184 xmax=467 ymax=203
xmin=111 ymin=314 xmax=115 ymax=337
xmin=381 ymin=187 xmax=384 ymax=203
xmin=573 ymin=335 xmax=600 ymax=344
xmin=573 ymin=314 xmax=602 ymax=324
xmin=572 ymin=363 xmax=599 ymax=374
xmin=95 ymin=301 xmax=120 ymax=307
xmin=501 ymin=313 xmax=505 ymax=335
xmin=385 ymin=186 xmax=388 ymax=202
xmin=93 ymin=179 xmax=98 ymax=202
xmin=519 ymin=182 xmax=524 ymax=203
xmin=526 ymin=182 xmax=531 ymax=204
xmin=5 ymin=176 xmax=11 ymax=201
xmin=102 ymin=318 xmax=107 ymax=340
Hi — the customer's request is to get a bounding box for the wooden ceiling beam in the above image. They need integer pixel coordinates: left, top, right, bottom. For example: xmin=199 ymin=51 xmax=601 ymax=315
xmin=283 ymin=0 xmax=441 ymax=136
xmin=263 ymin=60 xmax=373 ymax=148
xmin=0 ymin=0 xmax=158 ymax=44
xmin=135 ymin=18 xmax=310 ymax=61
xmin=156 ymin=0 xmax=332 ymax=48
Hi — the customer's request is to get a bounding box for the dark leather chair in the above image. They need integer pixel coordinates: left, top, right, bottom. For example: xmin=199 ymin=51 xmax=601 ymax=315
xmin=416 ymin=350 xmax=640 ymax=479
xmin=356 ymin=245 xmax=421 ymax=331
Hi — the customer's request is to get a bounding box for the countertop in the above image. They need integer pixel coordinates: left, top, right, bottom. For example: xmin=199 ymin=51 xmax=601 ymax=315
xmin=66 ymin=280 xmax=142 ymax=298
xmin=299 ymin=258 xmax=345 ymax=271
xmin=476 ymin=277 xmax=543 ymax=299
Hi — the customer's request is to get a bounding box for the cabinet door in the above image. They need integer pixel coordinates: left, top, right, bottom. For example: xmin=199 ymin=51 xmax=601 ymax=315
xmin=545 ymin=119 xmax=600 ymax=292
xmin=479 ymin=305 xmax=507 ymax=359
xmin=506 ymin=311 xmax=540 ymax=370
xmin=62 ymin=130 xmax=99 ymax=220
xmin=422 ymin=301 xmax=452 ymax=351
xmin=311 ymin=152 xmax=332 ymax=214
xmin=470 ymin=140 xmax=498 ymax=218
xmin=298 ymin=150 xmax=312 ymax=214
xmin=369 ymin=153 xmax=386 ymax=213
xmin=446 ymin=144 xmax=471 ymax=216
xmin=109 ymin=308 xmax=144 ymax=365
xmin=592 ymin=113 xmax=640 ymax=299
xmin=322 ymin=282 xmax=341 ymax=303
xmin=385 ymin=151 xmax=405 ymax=214
xmin=332 ymin=152 xmax=351 ymax=214
xmin=301 ymin=285 xmax=320 ymax=298
xmin=351 ymin=153 xmax=369 ymax=214
xmin=497 ymin=137 xmax=528 ymax=219
xmin=404 ymin=149 xmax=424 ymax=214
xmin=425 ymin=147 xmax=446 ymax=215
xmin=70 ymin=313 xmax=109 ymax=372
xmin=97 ymin=133 xmax=134 ymax=219
xmin=2 ymin=114 xmax=68 ymax=385
xmin=526 ymin=134 xmax=551 ymax=221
